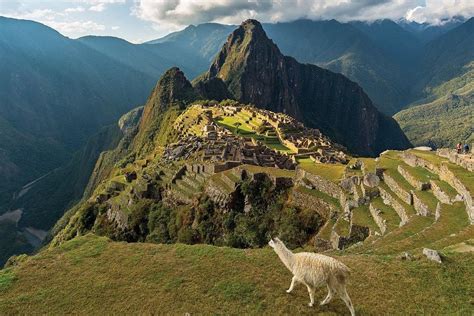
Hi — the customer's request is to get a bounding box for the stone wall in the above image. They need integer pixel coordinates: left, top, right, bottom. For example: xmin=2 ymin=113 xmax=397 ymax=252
xmin=397 ymin=165 xmax=430 ymax=190
xmin=369 ymin=203 xmax=387 ymax=235
xmin=330 ymin=224 xmax=369 ymax=250
xmin=437 ymin=149 xmax=474 ymax=172
xmin=412 ymin=193 xmax=435 ymax=216
xmin=429 ymin=180 xmax=452 ymax=204
xmin=221 ymin=173 xmax=238 ymax=190
xmin=401 ymin=152 xmax=440 ymax=173
xmin=171 ymin=166 xmax=187 ymax=184
xmin=438 ymin=164 xmax=474 ymax=224
xmin=204 ymin=179 xmax=236 ymax=209
xmin=295 ymin=168 xmax=342 ymax=199
xmin=379 ymin=186 xmax=409 ymax=225
xmin=383 ymin=172 xmax=413 ymax=205
xmin=290 ymin=189 xmax=333 ymax=219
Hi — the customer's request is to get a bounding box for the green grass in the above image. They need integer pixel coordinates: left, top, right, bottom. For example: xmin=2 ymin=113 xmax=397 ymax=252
xmin=317 ymin=217 xmax=336 ymax=241
xmin=0 ymin=269 xmax=15 ymax=292
xmin=208 ymin=174 xmax=234 ymax=194
xmin=241 ymin=165 xmax=295 ymax=178
xmin=379 ymin=152 xmax=415 ymax=193
xmin=432 ymin=180 xmax=458 ymax=199
xmin=402 ymin=164 xmax=438 ymax=183
xmin=370 ymin=198 xmax=401 ymax=231
xmin=379 ymin=202 xmax=469 ymax=253
xmin=409 ymin=150 xmax=447 ymax=167
xmin=297 ymin=158 xmax=345 ymax=183
xmin=333 ymin=217 xmax=351 ymax=237
xmin=413 ymin=190 xmax=439 ymax=213
xmin=447 ymin=164 xmax=474 ymax=194
xmin=378 ymin=182 xmax=416 ymax=216
xmin=1 ymin=234 xmax=473 ymax=314
xmin=362 ymin=216 xmax=434 ymax=255
xmin=360 ymin=158 xmax=376 ymax=174
xmin=216 ymin=118 xmax=292 ymax=153
xmin=351 ymin=204 xmax=379 ymax=234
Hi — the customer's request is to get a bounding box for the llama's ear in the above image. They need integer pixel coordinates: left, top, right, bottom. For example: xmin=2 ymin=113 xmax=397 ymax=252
xmin=275 ymin=237 xmax=282 ymax=243
xmin=268 ymin=239 xmax=275 ymax=248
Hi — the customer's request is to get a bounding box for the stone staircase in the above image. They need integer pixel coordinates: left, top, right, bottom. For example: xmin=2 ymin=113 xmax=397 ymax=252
xmin=169 ymin=166 xmax=211 ymax=203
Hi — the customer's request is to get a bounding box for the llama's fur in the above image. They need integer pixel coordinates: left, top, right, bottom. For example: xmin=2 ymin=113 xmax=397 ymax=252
xmin=269 ymin=237 xmax=355 ymax=316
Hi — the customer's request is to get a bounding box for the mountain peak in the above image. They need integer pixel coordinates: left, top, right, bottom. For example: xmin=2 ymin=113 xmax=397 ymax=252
xmin=194 ymin=21 xmax=410 ymax=155
xmin=204 ymin=18 xmax=281 ymax=92
xmin=135 ymin=67 xmax=197 ymax=150
xmin=241 ymin=19 xmax=263 ymax=29
xmin=152 ymin=67 xmax=195 ymax=108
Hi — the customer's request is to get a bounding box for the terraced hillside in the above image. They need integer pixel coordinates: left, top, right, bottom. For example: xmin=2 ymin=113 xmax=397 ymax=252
xmin=1 ymin=140 xmax=473 ymax=315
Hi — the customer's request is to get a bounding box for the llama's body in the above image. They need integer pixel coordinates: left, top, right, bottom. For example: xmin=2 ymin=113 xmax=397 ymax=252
xmin=269 ymin=238 xmax=355 ymax=316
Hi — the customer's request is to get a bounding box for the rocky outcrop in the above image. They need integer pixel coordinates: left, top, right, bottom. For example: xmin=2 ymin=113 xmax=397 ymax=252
xmin=194 ymin=19 xmax=410 ymax=156
xmin=363 ymin=173 xmax=380 ymax=188
xmin=423 ymin=248 xmax=442 ymax=263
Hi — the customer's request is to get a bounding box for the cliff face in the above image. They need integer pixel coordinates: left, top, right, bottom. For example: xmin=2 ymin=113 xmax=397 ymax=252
xmin=194 ymin=19 xmax=411 ymax=156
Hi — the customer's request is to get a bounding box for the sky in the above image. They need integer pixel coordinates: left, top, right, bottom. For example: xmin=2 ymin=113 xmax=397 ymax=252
xmin=0 ymin=0 xmax=473 ymax=43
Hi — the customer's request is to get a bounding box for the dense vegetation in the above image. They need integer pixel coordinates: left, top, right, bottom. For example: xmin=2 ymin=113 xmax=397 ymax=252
xmin=52 ymin=173 xmax=322 ymax=251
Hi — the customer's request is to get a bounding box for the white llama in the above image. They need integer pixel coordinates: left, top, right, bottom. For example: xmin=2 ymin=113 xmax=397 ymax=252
xmin=269 ymin=237 xmax=355 ymax=316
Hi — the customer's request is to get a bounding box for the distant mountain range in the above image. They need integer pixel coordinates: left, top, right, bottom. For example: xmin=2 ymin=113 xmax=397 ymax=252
xmin=0 ymin=15 xmax=472 ymax=265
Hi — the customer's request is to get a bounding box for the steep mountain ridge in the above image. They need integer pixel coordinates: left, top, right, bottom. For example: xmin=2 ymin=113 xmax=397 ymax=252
xmin=264 ymin=19 xmax=415 ymax=114
xmin=194 ymin=19 xmax=410 ymax=156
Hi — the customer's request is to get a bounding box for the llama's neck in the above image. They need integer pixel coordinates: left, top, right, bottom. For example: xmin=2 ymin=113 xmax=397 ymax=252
xmin=275 ymin=243 xmax=295 ymax=272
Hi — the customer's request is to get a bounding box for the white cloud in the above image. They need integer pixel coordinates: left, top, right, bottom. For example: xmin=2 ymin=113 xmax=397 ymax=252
xmin=132 ymin=0 xmax=474 ymax=28
xmin=65 ymin=6 xmax=86 ymax=13
xmin=0 ymin=6 xmax=106 ymax=37
xmin=111 ymin=25 xmax=120 ymax=30
xmin=68 ymin=0 xmax=126 ymax=12
xmin=89 ymin=3 xmax=106 ymax=12
xmin=1 ymin=8 xmax=64 ymax=21
xmin=44 ymin=20 xmax=106 ymax=34
xmin=405 ymin=0 xmax=474 ymax=24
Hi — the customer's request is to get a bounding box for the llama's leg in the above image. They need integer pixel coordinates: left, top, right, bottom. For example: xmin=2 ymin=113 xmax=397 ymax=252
xmin=305 ymin=284 xmax=315 ymax=307
xmin=339 ymin=287 xmax=355 ymax=316
xmin=286 ymin=276 xmax=297 ymax=293
xmin=320 ymin=285 xmax=334 ymax=305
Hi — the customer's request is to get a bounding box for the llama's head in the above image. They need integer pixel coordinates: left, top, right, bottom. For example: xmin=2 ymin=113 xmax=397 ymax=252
xmin=268 ymin=237 xmax=284 ymax=249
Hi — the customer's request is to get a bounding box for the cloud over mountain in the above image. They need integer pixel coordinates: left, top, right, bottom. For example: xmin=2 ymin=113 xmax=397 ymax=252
xmin=133 ymin=0 xmax=474 ymax=28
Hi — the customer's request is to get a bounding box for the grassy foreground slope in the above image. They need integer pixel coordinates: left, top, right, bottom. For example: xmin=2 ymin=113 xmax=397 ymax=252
xmin=1 ymin=235 xmax=473 ymax=315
